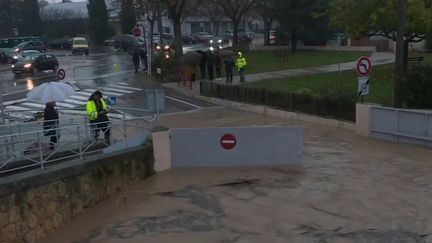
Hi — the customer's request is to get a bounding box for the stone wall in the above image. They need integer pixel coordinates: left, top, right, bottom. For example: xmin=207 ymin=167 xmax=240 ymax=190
xmin=0 ymin=145 xmax=154 ymax=243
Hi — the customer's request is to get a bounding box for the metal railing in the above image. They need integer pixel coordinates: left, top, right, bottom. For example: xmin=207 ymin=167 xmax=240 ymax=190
xmin=0 ymin=108 xmax=156 ymax=175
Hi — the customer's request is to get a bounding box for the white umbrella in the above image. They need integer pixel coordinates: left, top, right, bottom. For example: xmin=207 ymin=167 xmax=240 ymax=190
xmin=26 ymin=82 xmax=76 ymax=104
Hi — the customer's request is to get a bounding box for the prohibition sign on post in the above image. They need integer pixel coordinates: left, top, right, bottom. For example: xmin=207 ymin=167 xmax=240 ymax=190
xmin=220 ymin=134 xmax=237 ymax=150
xmin=57 ymin=69 xmax=66 ymax=80
xmin=356 ymin=56 xmax=372 ymax=77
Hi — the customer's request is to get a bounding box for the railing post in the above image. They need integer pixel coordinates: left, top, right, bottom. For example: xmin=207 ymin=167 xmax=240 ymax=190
xmin=38 ymin=131 xmax=44 ymax=169
xmin=123 ymin=112 xmax=128 ymax=147
xmin=77 ymin=126 xmax=83 ymax=159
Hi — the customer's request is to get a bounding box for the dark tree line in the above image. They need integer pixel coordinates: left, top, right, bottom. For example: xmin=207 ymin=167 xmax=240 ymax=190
xmin=0 ymin=0 xmax=42 ymax=37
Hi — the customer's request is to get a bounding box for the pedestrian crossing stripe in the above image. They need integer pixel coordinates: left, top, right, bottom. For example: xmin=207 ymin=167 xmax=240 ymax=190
xmin=5 ymin=105 xmax=37 ymax=113
xmin=62 ymin=99 xmax=87 ymax=105
xmin=19 ymin=102 xmax=45 ymax=109
xmin=68 ymin=95 xmax=89 ymax=101
xmin=55 ymin=102 xmax=75 ymax=108
xmin=101 ymin=87 xmax=134 ymax=93
xmin=107 ymin=84 xmax=142 ymax=91
xmin=3 ymin=83 xmax=141 ymax=118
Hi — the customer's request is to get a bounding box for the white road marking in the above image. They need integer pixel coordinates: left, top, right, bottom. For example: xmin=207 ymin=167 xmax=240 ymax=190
xmin=69 ymin=95 xmax=90 ymax=101
xmin=101 ymin=87 xmax=134 ymax=93
xmin=55 ymin=102 xmax=75 ymax=108
xmin=5 ymin=105 xmax=37 ymax=113
xmin=62 ymin=99 xmax=86 ymax=105
xmin=107 ymin=84 xmax=142 ymax=91
xmin=3 ymin=98 xmax=27 ymax=106
xmin=19 ymin=102 xmax=45 ymax=109
xmin=165 ymin=95 xmax=202 ymax=109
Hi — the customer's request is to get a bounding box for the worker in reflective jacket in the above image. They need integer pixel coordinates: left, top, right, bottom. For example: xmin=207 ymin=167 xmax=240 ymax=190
xmin=236 ymin=52 xmax=247 ymax=83
xmin=86 ymin=91 xmax=110 ymax=144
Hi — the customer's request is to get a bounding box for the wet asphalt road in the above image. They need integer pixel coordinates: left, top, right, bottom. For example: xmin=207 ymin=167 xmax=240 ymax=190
xmin=0 ymin=50 xmax=216 ymax=118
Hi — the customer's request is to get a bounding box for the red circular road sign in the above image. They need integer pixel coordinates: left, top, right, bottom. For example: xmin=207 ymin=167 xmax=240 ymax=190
xmin=220 ymin=133 xmax=237 ymax=150
xmin=356 ymin=56 xmax=372 ymax=77
xmin=57 ymin=68 xmax=65 ymax=80
xmin=133 ymin=27 xmax=141 ymax=37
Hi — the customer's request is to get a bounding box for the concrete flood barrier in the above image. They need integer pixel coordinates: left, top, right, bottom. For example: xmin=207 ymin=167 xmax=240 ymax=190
xmin=153 ymin=127 xmax=304 ymax=170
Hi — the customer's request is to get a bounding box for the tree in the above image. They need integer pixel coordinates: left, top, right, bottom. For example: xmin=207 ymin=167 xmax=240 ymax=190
xmin=213 ymin=0 xmax=258 ymax=48
xmin=120 ymin=0 xmax=137 ymax=34
xmin=199 ymin=0 xmax=224 ymax=35
xmin=0 ymin=0 xmax=21 ymax=37
xmin=40 ymin=7 xmax=87 ymax=38
xmin=255 ymin=0 xmax=275 ymax=45
xmin=272 ymin=0 xmax=328 ymax=52
xmin=20 ymin=0 xmax=42 ymax=35
xmin=161 ymin=0 xmax=200 ymax=60
xmin=88 ymin=0 xmax=110 ymax=44
xmin=330 ymin=0 xmax=432 ymax=107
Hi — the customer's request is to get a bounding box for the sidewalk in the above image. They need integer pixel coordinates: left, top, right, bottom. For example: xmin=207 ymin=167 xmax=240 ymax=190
xmin=169 ymin=52 xmax=395 ymax=90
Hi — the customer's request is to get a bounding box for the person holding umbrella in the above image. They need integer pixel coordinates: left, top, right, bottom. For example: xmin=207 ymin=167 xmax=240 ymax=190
xmin=86 ymin=91 xmax=110 ymax=144
xmin=43 ymin=101 xmax=59 ymax=150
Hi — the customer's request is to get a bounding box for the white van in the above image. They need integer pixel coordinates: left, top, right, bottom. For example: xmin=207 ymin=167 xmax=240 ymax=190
xmin=71 ymin=37 xmax=89 ymax=55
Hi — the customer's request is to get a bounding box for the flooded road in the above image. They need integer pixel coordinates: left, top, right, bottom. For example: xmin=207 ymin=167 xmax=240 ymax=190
xmin=40 ymin=108 xmax=432 ymax=243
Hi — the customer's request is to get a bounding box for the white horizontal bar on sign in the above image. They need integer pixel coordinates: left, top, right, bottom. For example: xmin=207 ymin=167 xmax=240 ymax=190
xmin=55 ymin=102 xmax=75 ymax=108
xmin=107 ymin=84 xmax=142 ymax=91
xmin=102 ymin=87 xmax=133 ymax=93
xmin=19 ymin=102 xmax=45 ymax=109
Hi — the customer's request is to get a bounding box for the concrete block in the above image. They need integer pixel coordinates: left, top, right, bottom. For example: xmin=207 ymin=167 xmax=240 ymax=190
xmin=152 ymin=131 xmax=172 ymax=172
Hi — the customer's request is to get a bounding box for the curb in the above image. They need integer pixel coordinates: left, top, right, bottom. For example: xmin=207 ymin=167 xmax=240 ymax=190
xmin=163 ymin=83 xmax=355 ymax=131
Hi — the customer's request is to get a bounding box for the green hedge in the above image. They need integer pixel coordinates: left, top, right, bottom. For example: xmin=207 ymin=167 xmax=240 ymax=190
xmin=200 ymin=82 xmax=356 ymax=121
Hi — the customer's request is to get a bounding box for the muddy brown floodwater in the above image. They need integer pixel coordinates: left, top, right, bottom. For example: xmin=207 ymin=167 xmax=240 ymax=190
xmin=40 ymin=108 xmax=432 ymax=243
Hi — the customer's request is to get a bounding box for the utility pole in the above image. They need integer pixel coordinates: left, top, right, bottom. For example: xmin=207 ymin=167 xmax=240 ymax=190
xmin=394 ymin=0 xmax=406 ymax=108
xmin=156 ymin=0 xmax=164 ymax=48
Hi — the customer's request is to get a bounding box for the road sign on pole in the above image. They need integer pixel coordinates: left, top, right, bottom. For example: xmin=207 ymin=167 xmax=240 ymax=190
xmin=356 ymin=56 xmax=372 ymax=77
xmin=57 ymin=69 xmax=66 ymax=80
xmin=107 ymin=95 xmax=117 ymax=105
xmin=220 ymin=133 xmax=237 ymax=150
xmin=358 ymin=76 xmax=370 ymax=97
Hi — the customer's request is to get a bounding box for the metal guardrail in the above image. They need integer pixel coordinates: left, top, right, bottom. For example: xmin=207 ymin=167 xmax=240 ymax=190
xmin=0 ymin=108 xmax=156 ymax=175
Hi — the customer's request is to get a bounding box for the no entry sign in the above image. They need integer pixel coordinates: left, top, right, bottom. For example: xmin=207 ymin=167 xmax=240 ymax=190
xmin=57 ymin=68 xmax=65 ymax=80
xmin=356 ymin=56 xmax=372 ymax=77
xmin=220 ymin=133 xmax=237 ymax=150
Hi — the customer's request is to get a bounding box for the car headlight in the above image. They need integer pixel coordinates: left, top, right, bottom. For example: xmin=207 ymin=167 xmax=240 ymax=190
xmin=11 ymin=64 xmax=15 ymax=68
xmin=217 ymin=39 xmax=222 ymax=43
xmin=210 ymin=40 xmax=214 ymax=44
xmin=165 ymin=54 xmax=170 ymax=59
xmin=13 ymin=56 xmax=18 ymax=59
xmin=209 ymin=47 xmax=215 ymax=51
xmin=164 ymin=45 xmax=170 ymax=50
xmin=14 ymin=48 xmax=19 ymax=52
xmin=156 ymin=45 xmax=161 ymax=50
xmin=24 ymin=63 xmax=32 ymax=68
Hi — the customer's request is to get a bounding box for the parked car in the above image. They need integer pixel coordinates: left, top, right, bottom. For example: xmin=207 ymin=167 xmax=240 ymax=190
xmin=11 ymin=53 xmax=58 ymax=75
xmin=13 ymin=41 xmax=47 ymax=53
xmin=192 ymin=32 xmax=214 ymax=43
xmin=12 ymin=50 xmax=41 ymax=63
xmin=47 ymin=38 xmax=73 ymax=49
xmin=0 ymin=48 xmax=15 ymax=64
xmin=104 ymin=35 xmax=144 ymax=51
xmin=71 ymin=37 xmax=89 ymax=55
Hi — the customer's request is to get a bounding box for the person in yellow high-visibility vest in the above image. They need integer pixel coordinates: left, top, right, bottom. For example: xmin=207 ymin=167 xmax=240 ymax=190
xmin=86 ymin=91 xmax=110 ymax=144
xmin=236 ymin=52 xmax=247 ymax=83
